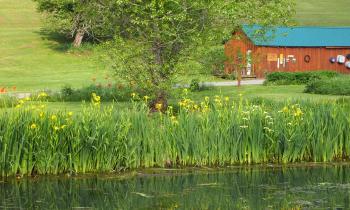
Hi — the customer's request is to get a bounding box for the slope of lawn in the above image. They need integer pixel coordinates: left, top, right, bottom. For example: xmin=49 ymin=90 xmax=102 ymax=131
xmin=0 ymin=0 xmax=104 ymax=91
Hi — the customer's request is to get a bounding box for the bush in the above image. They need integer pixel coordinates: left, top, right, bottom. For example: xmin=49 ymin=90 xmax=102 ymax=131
xmin=189 ymin=79 xmax=201 ymax=92
xmin=264 ymin=71 xmax=339 ymax=85
xmin=304 ymin=76 xmax=350 ymax=96
xmin=50 ymin=84 xmax=134 ymax=102
xmin=221 ymin=73 xmax=236 ymax=80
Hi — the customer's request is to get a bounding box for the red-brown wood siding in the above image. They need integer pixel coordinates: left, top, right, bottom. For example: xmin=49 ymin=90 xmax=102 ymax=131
xmin=225 ymin=31 xmax=350 ymax=78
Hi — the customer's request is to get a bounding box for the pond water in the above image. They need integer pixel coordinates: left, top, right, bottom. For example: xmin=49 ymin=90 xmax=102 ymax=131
xmin=1 ymin=164 xmax=350 ymax=209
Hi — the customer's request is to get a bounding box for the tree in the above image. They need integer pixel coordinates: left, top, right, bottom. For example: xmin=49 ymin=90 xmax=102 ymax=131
xmin=105 ymin=0 xmax=295 ymax=108
xmin=33 ymin=0 xmax=115 ymax=47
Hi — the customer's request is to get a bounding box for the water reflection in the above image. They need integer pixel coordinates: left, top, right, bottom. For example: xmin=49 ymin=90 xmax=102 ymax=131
xmin=1 ymin=165 xmax=350 ymax=209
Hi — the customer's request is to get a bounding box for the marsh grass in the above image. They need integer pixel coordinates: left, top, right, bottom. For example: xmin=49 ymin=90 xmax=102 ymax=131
xmin=0 ymin=92 xmax=350 ymax=178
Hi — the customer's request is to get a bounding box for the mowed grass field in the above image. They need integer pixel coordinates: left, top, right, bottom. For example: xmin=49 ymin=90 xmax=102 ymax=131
xmin=0 ymin=0 xmax=350 ymax=91
xmin=0 ymin=0 xmax=104 ymax=91
xmin=295 ymin=0 xmax=350 ymax=26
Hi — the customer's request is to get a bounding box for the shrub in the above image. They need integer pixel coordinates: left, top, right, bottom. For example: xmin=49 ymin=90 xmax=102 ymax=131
xmin=49 ymin=84 xmax=134 ymax=102
xmin=264 ymin=71 xmax=339 ymax=85
xmin=221 ymin=73 xmax=236 ymax=80
xmin=304 ymin=76 xmax=350 ymax=96
xmin=189 ymin=79 xmax=201 ymax=92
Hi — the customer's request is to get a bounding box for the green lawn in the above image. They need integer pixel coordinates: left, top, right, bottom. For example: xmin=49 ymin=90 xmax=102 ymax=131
xmin=0 ymin=0 xmax=105 ymax=91
xmin=0 ymin=0 xmax=349 ymax=92
xmin=186 ymin=85 xmax=349 ymax=102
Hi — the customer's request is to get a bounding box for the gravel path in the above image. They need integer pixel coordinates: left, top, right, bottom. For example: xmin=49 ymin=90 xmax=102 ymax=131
xmin=201 ymin=79 xmax=265 ymax=87
xmin=175 ymin=79 xmax=265 ymax=88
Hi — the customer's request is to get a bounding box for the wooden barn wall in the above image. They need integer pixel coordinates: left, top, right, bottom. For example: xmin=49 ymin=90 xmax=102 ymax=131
xmin=255 ymin=47 xmax=350 ymax=77
xmin=225 ymin=31 xmax=350 ymax=78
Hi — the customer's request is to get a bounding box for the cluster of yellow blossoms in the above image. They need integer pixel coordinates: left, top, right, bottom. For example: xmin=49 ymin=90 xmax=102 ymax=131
xmin=91 ymin=93 xmax=101 ymax=106
xmin=280 ymin=104 xmax=304 ymax=118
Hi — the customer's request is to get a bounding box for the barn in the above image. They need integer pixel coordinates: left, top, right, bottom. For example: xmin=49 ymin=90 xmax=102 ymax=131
xmin=224 ymin=25 xmax=350 ymax=78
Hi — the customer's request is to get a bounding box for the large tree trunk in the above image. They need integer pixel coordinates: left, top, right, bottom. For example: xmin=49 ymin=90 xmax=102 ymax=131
xmin=73 ymin=29 xmax=85 ymax=47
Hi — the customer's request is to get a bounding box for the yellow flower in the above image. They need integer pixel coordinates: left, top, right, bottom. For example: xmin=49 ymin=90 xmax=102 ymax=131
xmin=282 ymin=106 xmax=289 ymax=113
xmin=294 ymin=108 xmax=303 ymax=117
xmin=144 ymin=95 xmax=149 ymax=102
xmin=18 ymin=100 xmax=24 ymax=104
xmin=53 ymin=126 xmax=60 ymax=131
xmin=92 ymin=93 xmax=101 ymax=102
xmin=155 ymin=103 xmax=162 ymax=111
xmin=239 ymin=93 xmax=243 ymax=97
xmin=68 ymin=111 xmax=73 ymax=117
xmin=61 ymin=125 xmax=67 ymax=129
xmin=170 ymin=116 xmax=179 ymax=125
xmin=183 ymin=88 xmax=188 ymax=95
xmin=131 ymin=92 xmax=136 ymax=98
xmin=38 ymin=92 xmax=48 ymax=98
xmin=204 ymin=96 xmax=209 ymax=102
xmin=91 ymin=93 xmax=101 ymax=106
xmin=225 ymin=97 xmax=230 ymax=102
xmin=51 ymin=115 xmax=57 ymax=121
xmin=30 ymin=123 xmax=37 ymax=129
xmin=15 ymin=104 xmax=21 ymax=108
xmin=24 ymin=97 xmax=31 ymax=101
xmin=39 ymin=112 xmax=44 ymax=118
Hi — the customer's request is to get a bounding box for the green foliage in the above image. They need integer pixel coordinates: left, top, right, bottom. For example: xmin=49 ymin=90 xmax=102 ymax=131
xmin=197 ymin=45 xmax=227 ymax=75
xmin=0 ymin=95 xmax=18 ymax=109
xmin=1 ymin=95 xmax=350 ymax=177
xmin=264 ymin=71 xmax=339 ymax=85
xmin=221 ymin=73 xmax=236 ymax=80
xmin=49 ymin=84 xmax=134 ymax=102
xmin=305 ymin=76 xmax=350 ymax=96
xmin=105 ymin=0 xmax=295 ymax=101
xmin=189 ymin=79 xmax=201 ymax=92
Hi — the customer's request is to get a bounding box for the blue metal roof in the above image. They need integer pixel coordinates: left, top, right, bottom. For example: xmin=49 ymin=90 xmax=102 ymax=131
xmin=242 ymin=25 xmax=350 ymax=47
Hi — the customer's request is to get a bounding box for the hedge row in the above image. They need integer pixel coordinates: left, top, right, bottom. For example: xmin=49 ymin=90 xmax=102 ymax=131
xmin=264 ymin=71 xmax=339 ymax=85
xmin=305 ymin=76 xmax=350 ymax=96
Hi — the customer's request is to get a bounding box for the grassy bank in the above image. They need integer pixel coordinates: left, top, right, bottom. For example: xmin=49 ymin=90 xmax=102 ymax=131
xmin=1 ymin=94 xmax=350 ymax=177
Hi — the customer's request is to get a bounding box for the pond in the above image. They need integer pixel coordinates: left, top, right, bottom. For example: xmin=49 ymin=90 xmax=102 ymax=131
xmin=1 ymin=164 xmax=350 ymax=209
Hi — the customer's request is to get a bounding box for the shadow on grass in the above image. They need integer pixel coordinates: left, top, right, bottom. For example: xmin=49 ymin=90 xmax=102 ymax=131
xmin=35 ymin=29 xmax=73 ymax=52
xmin=35 ymin=28 xmax=100 ymax=54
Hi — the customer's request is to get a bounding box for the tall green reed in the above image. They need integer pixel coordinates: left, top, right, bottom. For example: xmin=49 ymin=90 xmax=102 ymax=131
xmin=0 ymin=92 xmax=350 ymax=177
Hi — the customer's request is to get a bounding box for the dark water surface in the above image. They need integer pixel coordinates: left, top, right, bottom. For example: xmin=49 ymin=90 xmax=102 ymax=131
xmin=2 ymin=165 xmax=350 ymax=209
